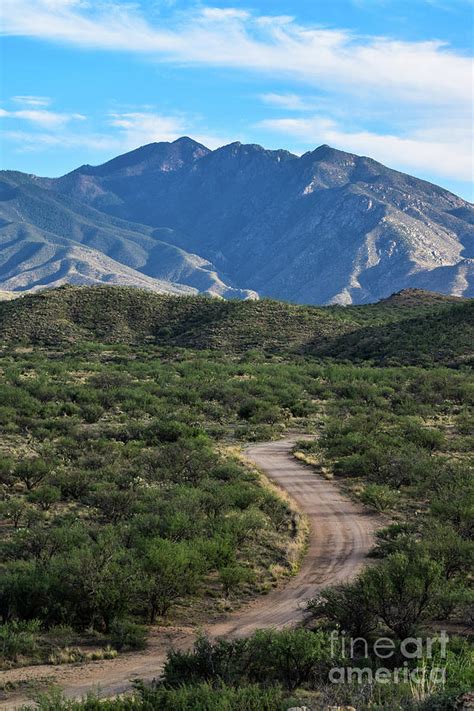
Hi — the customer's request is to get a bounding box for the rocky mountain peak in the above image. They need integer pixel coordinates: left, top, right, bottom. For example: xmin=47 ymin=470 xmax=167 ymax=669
xmin=71 ymin=137 xmax=210 ymax=179
xmin=1 ymin=138 xmax=473 ymax=304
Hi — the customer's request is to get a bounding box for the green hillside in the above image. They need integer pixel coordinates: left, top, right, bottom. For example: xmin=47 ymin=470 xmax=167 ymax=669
xmin=0 ymin=284 xmax=472 ymax=710
xmin=319 ymin=299 xmax=474 ymax=366
xmin=0 ymin=285 xmax=471 ymax=366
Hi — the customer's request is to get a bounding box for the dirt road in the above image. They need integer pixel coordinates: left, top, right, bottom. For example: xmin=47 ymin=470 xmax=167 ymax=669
xmin=0 ymin=438 xmax=377 ymax=709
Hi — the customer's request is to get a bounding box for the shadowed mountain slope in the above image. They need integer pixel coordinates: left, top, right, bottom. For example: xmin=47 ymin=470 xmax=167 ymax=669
xmin=46 ymin=138 xmax=474 ymax=304
xmin=0 ymin=169 xmax=255 ymax=299
xmin=1 ymin=137 xmax=473 ymax=304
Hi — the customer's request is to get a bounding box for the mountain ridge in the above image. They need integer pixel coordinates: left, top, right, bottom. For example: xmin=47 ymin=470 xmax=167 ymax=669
xmin=0 ymin=168 xmax=256 ymax=299
xmin=1 ymin=137 xmax=473 ymax=304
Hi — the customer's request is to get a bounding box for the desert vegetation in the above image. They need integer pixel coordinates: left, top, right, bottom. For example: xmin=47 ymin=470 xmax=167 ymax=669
xmin=0 ymin=345 xmax=314 ymax=666
xmin=0 ymin=287 xmax=472 ymax=709
xmin=0 ymin=285 xmax=472 ymax=366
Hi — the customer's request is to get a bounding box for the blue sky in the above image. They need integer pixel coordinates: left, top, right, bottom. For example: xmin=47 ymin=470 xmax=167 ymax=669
xmin=1 ymin=0 xmax=473 ymax=199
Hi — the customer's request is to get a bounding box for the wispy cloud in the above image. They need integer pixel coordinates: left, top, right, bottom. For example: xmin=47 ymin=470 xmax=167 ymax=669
xmin=2 ymin=1 xmax=471 ymax=107
xmin=12 ymin=95 xmax=52 ymax=107
xmin=107 ymin=111 xmax=227 ymax=150
xmin=3 ymin=107 xmax=228 ymax=157
xmin=1 ymin=2 xmax=472 ymax=187
xmin=107 ymin=111 xmax=187 ymax=146
xmin=2 ymin=129 xmax=118 ymax=153
xmin=0 ymin=107 xmax=86 ymax=128
xmin=260 ymin=93 xmax=314 ymax=111
xmin=257 ymin=115 xmax=473 ymax=182
xmin=0 ymin=97 xmax=86 ymax=128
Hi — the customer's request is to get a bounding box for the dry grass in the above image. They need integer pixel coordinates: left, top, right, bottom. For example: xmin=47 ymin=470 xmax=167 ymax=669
xmin=230 ymin=444 xmax=310 ymax=575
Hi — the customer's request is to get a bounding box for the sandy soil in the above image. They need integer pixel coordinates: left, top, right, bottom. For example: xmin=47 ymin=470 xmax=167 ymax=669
xmin=0 ymin=438 xmax=378 ymax=709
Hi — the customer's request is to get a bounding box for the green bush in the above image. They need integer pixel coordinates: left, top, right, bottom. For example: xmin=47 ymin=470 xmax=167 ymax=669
xmin=27 ymin=484 xmax=61 ymax=511
xmin=163 ymin=629 xmax=331 ymax=691
xmin=109 ymin=618 xmax=147 ymax=651
xmin=139 ymin=682 xmax=284 ymax=710
xmin=218 ymin=564 xmax=255 ymax=596
xmin=360 ymin=483 xmax=399 ymax=512
xmin=0 ymin=619 xmax=41 ymax=662
xmin=20 ymin=683 xmax=285 ymax=710
xmin=311 ymin=548 xmax=445 ymax=640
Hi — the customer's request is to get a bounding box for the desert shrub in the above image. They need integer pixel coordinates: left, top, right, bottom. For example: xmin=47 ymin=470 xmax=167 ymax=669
xmin=358 ymin=550 xmax=443 ymax=639
xmin=0 ymin=456 xmax=14 ymax=486
xmin=13 ymin=458 xmax=49 ymax=490
xmin=163 ymin=629 xmax=330 ymax=691
xmin=429 ymin=465 xmax=474 ymax=539
xmin=21 ymin=683 xmax=285 ymax=710
xmin=402 ymin=421 xmax=445 ymax=452
xmin=218 ymin=564 xmax=255 ymax=596
xmin=308 ymin=576 xmax=378 ymax=639
xmin=0 ymin=619 xmax=41 ymax=661
xmin=0 ymin=497 xmax=32 ymax=527
xmin=88 ymin=484 xmax=136 ymax=524
xmin=140 ymin=682 xmax=284 ymax=710
xmin=311 ymin=548 xmax=445 ymax=640
xmin=27 ymin=484 xmax=61 ymax=511
xmin=372 ymin=522 xmax=418 ymax=558
xmin=421 ymin=521 xmax=474 ymax=581
xmin=244 ymin=628 xmax=330 ymax=690
xmin=360 ymin=483 xmax=399 ymax=512
xmin=294 ymin=439 xmax=319 ymax=453
xmin=81 ymin=404 xmax=104 ymax=423
xmin=109 ymin=618 xmax=147 ymax=651
xmin=138 ymin=538 xmax=205 ymax=622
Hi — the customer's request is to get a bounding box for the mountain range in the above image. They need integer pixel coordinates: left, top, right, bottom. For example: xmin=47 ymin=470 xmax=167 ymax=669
xmin=1 ymin=137 xmax=473 ymax=304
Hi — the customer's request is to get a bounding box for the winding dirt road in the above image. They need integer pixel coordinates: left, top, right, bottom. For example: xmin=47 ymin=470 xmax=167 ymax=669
xmin=0 ymin=438 xmax=377 ymax=709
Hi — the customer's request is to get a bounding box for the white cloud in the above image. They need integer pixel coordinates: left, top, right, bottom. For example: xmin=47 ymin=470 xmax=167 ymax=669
xmin=1 ymin=1 xmax=471 ymax=107
xmin=1 ymin=2 xmax=472 ymax=185
xmin=260 ymin=93 xmax=313 ymax=111
xmin=107 ymin=111 xmax=187 ymax=145
xmin=12 ymin=95 xmax=51 ymax=107
xmin=3 ymin=108 xmax=228 ymax=157
xmin=106 ymin=111 xmax=228 ymax=150
xmin=0 ymin=105 xmax=86 ymax=128
xmin=199 ymin=8 xmax=251 ymax=21
xmin=3 ymin=129 xmax=118 ymax=153
xmin=258 ymin=115 xmax=473 ymax=181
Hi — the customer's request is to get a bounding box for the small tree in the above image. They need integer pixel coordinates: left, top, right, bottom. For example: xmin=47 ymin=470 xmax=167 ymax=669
xmin=50 ymin=534 xmax=138 ymax=631
xmin=0 ymin=457 xmax=14 ymax=488
xmin=13 ymin=459 xmax=48 ymax=491
xmin=362 ymin=550 xmax=443 ymax=639
xmin=246 ymin=628 xmax=330 ymax=691
xmin=140 ymin=539 xmax=204 ymax=622
xmin=28 ymin=485 xmax=61 ymax=512
xmin=360 ymin=483 xmax=398 ymax=512
xmin=219 ymin=564 xmax=255 ymax=597
xmin=308 ymin=576 xmax=378 ymax=639
xmin=89 ymin=483 xmax=135 ymax=524
xmin=0 ymin=498 xmax=30 ymax=528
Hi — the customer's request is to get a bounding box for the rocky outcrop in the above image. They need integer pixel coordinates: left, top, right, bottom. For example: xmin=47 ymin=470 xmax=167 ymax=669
xmin=1 ymin=137 xmax=472 ymax=303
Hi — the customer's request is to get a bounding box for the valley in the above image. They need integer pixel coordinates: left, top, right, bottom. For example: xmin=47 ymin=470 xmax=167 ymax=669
xmin=0 ymin=287 xmax=471 ymax=710
xmin=2 ymin=0 xmax=472 ymax=708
